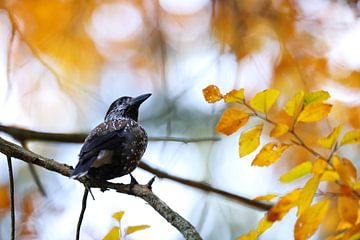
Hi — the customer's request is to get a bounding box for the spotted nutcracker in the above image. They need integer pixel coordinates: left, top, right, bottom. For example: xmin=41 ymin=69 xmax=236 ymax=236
xmin=70 ymin=93 xmax=151 ymax=180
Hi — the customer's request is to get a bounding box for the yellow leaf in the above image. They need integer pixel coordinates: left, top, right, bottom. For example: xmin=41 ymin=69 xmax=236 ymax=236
xmin=125 ymin=225 xmax=150 ymax=235
xmin=253 ymin=194 xmax=277 ymax=202
xmin=338 ymin=196 xmax=358 ymax=225
xmin=270 ymin=123 xmax=289 ymax=137
xmin=112 ymin=211 xmax=125 ymax=222
xmin=239 ymin=124 xmax=263 ymax=157
xmin=279 ymin=161 xmax=312 ymax=183
xmin=352 ymin=182 xmax=360 ymax=190
xmin=251 ymin=143 xmax=290 ymax=166
xmin=102 ymin=227 xmax=120 ymax=240
xmin=256 ymin=216 xmax=274 ymax=235
xmin=333 ymin=156 xmax=357 ymax=187
xmin=298 ymin=175 xmax=320 ymax=216
xmin=294 ymin=199 xmax=330 ymax=240
xmin=303 ymin=90 xmax=330 ymax=106
xmin=202 ymin=85 xmax=223 ymax=103
xmin=320 ymin=171 xmax=339 ymax=182
xmin=317 ymin=125 xmax=344 ymax=149
xmin=215 ymin=108 xmax=250 ymax=135
xmin=267 ymin=188 xmax=301 ymax=222
xmin=237 ymin=215 xmax=274 ymax=240
xmin=340 ymin=129 xmax=360 ymax=146
xmin=297 ymin=103 xmax=332 ymax=122
xmin=312 ymin=158 xmax=328 ymax=175
xmin=249 ymin=89 xmax=280 ymax=113
xmin=284 ymin=91 xmax=304 ymax=117
xmin=224 ymin=88 xmax=245 ymax=102
xmin=237 ymin=230 xmax=258 ymax=240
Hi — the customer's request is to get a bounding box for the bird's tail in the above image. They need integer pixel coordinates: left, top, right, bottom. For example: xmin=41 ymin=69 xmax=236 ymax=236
xmin=70 ymin=157 xmax=95 ymax=179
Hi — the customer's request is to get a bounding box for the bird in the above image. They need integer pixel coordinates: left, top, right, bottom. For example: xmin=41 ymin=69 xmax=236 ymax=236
xmin=70 ymin=93 xmax=151 ymax=181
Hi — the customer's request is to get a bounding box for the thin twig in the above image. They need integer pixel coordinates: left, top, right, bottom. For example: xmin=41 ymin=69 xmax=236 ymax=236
xmin=76 ymin=188 xmax=89 ymax=240
xmin=7 ymin=155 xmax=15 ymax=240
xmin=290 ymin=130 xmax=326 ymax=159
xmin=139 ymin=162 xmax=272 ymax=211
xmin=242 ymin=101 xmax=326 ymax=159
xmin=20 ymin=141 xmax=47 ymax=197
xmin=0 ymin=137 xmax=202 ymax=240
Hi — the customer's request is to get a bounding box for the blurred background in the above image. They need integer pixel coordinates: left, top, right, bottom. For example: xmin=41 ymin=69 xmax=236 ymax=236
xmin=0 ymin=0 xmax=360 ymax=239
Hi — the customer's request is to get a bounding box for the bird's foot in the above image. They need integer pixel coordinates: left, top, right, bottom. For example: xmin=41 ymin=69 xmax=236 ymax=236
xmin=146 ymin=176 xmax=156 ymax=191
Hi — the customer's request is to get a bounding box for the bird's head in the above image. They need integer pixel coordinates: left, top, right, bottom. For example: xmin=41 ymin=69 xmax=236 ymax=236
xmin=104 ymin=93 xmax=151 ymax=121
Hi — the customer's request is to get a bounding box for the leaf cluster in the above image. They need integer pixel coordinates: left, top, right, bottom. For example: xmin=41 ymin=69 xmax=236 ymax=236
xmin=203 ymin=85 xmax=360 ymax=240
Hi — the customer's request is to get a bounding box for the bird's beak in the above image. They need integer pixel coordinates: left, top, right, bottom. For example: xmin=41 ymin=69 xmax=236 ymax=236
xmin=131 ymin=93 xmax=152 ymax=106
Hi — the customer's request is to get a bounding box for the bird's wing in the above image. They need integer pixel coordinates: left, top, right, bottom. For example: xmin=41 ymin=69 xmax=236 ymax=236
xmin=70 ymin=128 xmax=126 ymax=178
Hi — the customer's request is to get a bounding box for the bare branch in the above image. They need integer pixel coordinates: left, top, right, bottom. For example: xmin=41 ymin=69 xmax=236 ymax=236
xmin=76 ymin=188 xmax=89 ymax=240
xmin=139 ymin=162 xmax=272 ymax=211
xmin=7 ymin=155 xmax=15 ymax=240
xmin=0 ymin=137 xmax=202 ymax=240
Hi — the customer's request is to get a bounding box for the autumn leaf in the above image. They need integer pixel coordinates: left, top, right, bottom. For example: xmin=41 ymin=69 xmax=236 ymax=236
xmin=215 ymin=108 xmax=250 ymax=135
xmin=125 ymin=225 xmax=150 ymax=235
xmin=279 ymin=161 xmax=312 ymax=183
xmin=112 ymin=211 xmax=125 ymax=222
xmin=251 ymin=143 xmax=290 ymax=166
xmin=0 ymin=185 xmax=10 ymax=215
xmin=317 ymin=125 xmax=344 ymax=149
xmin=332 ymin=156 xmax=357 ymax=187
xmin=340 ymin=129 xmax=360 ymax=146
xmin=270 ymin=123 xmax=289 ymax=137
xmin=224 ymin=88 xmax=245 ymax=102
xmin=297 ymin=103 xmax=332 ymax=122
xmin=239 ymin=124 xmax=263 ymax=157
xmin=249 ymin=89 xmax=280 ymax=113
xmin=237 ymin=230 xmax=258 ymax=240
xmin=253 ymin=194 xmax=277 ymax=202
xmin=297 ymin=175 xmax=320 ymax=216
xmin=338 ymin=196 xmax=358 ymax=225
xmin=320 ymin=171 xmax=339 ymax=182
xmin=284 ymin=91 xmax=304 ymax=117
xmin=203 ymin=85 xmax=223 ymax=103
xmin=103 ymin=227 xmax=120 ymax=240
xmin=237 ymin=216 xmax=274 ymax=240
xmin=294 ymin=199 xmax=330 ymax=240
xmin=267 ymin=188 xmax=301 ymax=222
xmin=303 ymin=90 xmax=330 ymax=106
xmin=312 ymin=158 xmax=327 ymax=175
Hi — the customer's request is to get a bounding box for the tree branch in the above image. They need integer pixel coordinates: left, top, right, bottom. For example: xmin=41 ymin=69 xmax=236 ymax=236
xmin=0 ymin=136 xmax=202 ymax=240
xmin=7 ymin=155 xmax=15 ymax=240
xmin=139 ymin=162 xmax=272 ymax=211
xmin=0 ymin=124 xmax=270 ymax=211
